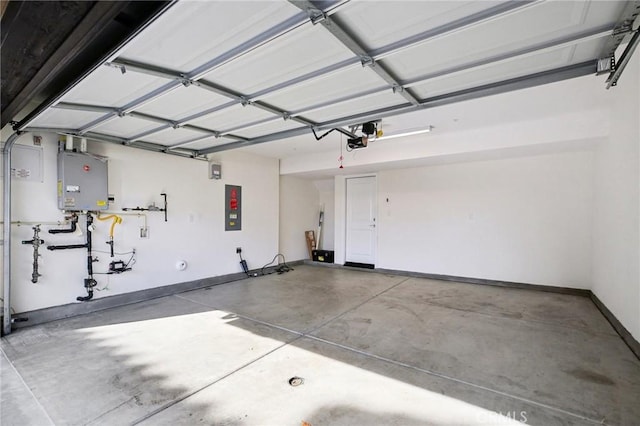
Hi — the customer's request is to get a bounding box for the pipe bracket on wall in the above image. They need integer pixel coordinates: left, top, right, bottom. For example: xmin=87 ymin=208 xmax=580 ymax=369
xmin=3 ymin=132 xmax=22 ymax=335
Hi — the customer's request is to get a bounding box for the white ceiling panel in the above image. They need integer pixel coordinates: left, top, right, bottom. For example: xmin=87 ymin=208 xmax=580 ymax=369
xmin=260 ymin=65 xmax=388 ymax=113
xmin=20 ymin=0 xmax=631 ymax=157
xmin=235 ymin=118 xmax=303 ymax=140
xmin=409 ymin=35 xmax=610 ymax=99
xmin=135 ymin=85 xmax=230 ymax=120
xmin=385 ymin=1 xmax=619 ymax=83
xmin=412 ymin=46 xmax=583 ymax=99
xmin=201 ymin=24 xmax=355 ymax=95
xmin=60 ymin=66 xmax=170 ymax=108
xmin=571 ymin=38 xmax=611 ymax=65
xmin=573 ymin=0 xmax=630 ymax=29
xmin=144 ymin=127 xmax=213 ymax=146
xmin=334 ymin=1 xmax=502 ymax=50
xmin=117 ymin=1 xmax=302 ymax=72
xmin=305 ymin=91 xmax=402 ymax=123
xmin=189 ymin=104 xmax=277 ymax=133
xmin=29 ymin=109 xmax=104 ymax=130
xmin=91 ymin=116 xmax=163 ymax=139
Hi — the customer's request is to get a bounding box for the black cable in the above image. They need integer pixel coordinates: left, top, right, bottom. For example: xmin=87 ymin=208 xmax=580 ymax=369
xmin=120 ymin=251 xmax=136 ymax=269
xmin=237 ymin=251 xmax=251 ymax=277
xmin=259 ymin=253 xmax=294 ymax=276
xmin=312 ymin=127 xmax=357 ymax=141
xmin=312 ymin=128 xmax=334 ymax=140
xmin=93 ymin=249 xmax=136 ymax=255
xmin=94 ymin=251 xmax=136 ymax=275
xmin=123 ymin=251 xmax=136 ymax=269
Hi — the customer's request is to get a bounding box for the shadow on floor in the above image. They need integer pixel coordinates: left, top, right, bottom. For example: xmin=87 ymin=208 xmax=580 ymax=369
xmin=2 ymin=266 xmax=639 ymax=425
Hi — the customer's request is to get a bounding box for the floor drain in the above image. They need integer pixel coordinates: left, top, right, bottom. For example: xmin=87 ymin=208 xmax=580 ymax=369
xmin=288 ymin=376 xmax=304 ymax=386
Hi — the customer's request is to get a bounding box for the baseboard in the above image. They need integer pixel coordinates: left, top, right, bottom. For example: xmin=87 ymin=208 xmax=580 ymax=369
xmin=590 ymin=292 xmax=640 ymax=360
xmin=304 ymin=261 xmax=590 ymax=297
xmin=376 ymin=267 xmax=591 ymax=297
xmin=7 ymin=260 xmax=304 ymax=332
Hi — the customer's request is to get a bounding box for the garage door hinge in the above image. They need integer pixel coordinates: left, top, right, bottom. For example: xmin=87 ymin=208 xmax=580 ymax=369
xmin=308 ymin=8 xmax=326 ymax=25
xmin=360 ymin=56 xmax=374 ymax=67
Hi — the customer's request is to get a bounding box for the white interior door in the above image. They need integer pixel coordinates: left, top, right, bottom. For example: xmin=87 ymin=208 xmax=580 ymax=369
xmin=346 ymin=176 xmax=377 ymax=265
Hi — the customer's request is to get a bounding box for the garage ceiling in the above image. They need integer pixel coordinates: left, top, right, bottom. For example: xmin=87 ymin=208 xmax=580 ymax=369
xmin=12 ymin=0 xmax=640 ymax=160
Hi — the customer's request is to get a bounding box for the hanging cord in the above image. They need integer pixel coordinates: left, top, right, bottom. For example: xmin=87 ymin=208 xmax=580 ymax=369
xmin=236 ymin=250 xmax=253 ymax=277
xmin=338 ymin=132 xmax=344 ymax=169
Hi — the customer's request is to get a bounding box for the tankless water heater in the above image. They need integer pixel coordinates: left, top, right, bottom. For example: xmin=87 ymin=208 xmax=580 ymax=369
xmin=57 ymin=151 xmax=108 ymax=211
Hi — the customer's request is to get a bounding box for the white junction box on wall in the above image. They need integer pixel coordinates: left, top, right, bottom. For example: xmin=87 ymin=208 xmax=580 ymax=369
xmin=57 ymin=151 xmax=108 ymax=211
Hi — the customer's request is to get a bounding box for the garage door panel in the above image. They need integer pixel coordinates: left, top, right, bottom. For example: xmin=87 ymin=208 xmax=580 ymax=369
xmin=118 ymin=1 xmax=302 ymax=72
xmin=29 ymin=109 xmax=105 ymax=130
xmin=201 ymin=24 xmax=354 ymax=96
xmin=136 ymin=86 xmax=229 ymax=121
xmin=411 ymin=44 xmax=595 ymax=100
xmin=384 ymin=1 xmax=611 ymax=83
xmin=91 ymin=116 xmax=163 ymax=139
xmin=61 ymin=66 xmax=169 ymax=108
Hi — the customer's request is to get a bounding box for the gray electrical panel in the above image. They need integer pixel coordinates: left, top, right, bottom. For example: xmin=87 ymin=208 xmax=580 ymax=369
xmin=57 ymin=151 xmax=108 ymax=211
xmin=209 ymin=163 xmax=222 ymax=179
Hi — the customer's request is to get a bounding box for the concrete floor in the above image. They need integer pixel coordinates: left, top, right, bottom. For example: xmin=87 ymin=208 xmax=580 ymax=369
xmin=2 ymin=265 xmax=639 ymax=425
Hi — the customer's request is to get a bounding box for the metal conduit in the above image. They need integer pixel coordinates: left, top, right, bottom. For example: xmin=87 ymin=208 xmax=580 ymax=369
xmin=3 ymin=132 xmax=23 ymax=335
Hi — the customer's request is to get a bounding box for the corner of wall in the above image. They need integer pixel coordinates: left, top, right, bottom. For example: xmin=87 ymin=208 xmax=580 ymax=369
xmin=278 ymin=175 xmax=320 ymax=262
xmin=591 ymin=47 xmax=640 ymax=341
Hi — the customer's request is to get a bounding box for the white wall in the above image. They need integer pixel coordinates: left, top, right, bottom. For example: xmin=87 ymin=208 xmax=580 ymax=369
xmin=1 ymin=133 xmax=279 ymax=313
xmin=592 ymin=50 xmax=640 ymax=340
xmin=314 ymin=179 xmax=335 ymax=250
xmin=280 ymin=109 xmax=608 ymax=177
xmin=374 ymin=152 xmax=594 ymax=287
xmin=279 ymin=175 xmax=319 ymax=261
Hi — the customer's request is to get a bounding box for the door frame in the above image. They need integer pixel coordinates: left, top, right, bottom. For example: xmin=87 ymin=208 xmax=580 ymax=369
xmin=335 ymin=173 xmax=378 ymax=266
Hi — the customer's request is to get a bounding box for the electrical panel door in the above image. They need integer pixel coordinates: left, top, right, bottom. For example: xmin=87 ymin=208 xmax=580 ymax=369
xmin=57 ymin=151 xmax=108 ymax=211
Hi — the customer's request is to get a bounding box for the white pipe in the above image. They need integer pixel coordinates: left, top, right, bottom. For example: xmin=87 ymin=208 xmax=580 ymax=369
xmin=80 ymin=137 xmax=87 ymax=152
xmin=65 ymin=134 xmax=74 ymax=151
xmin=3 ymin=132 xmax=22 ymax=335
xmin=0 ymin=221 xmax=69 ymax=226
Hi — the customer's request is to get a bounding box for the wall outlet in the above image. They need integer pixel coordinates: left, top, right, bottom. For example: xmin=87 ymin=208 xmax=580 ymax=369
xmin=140 ymin=227 xmax=149 ymax=238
